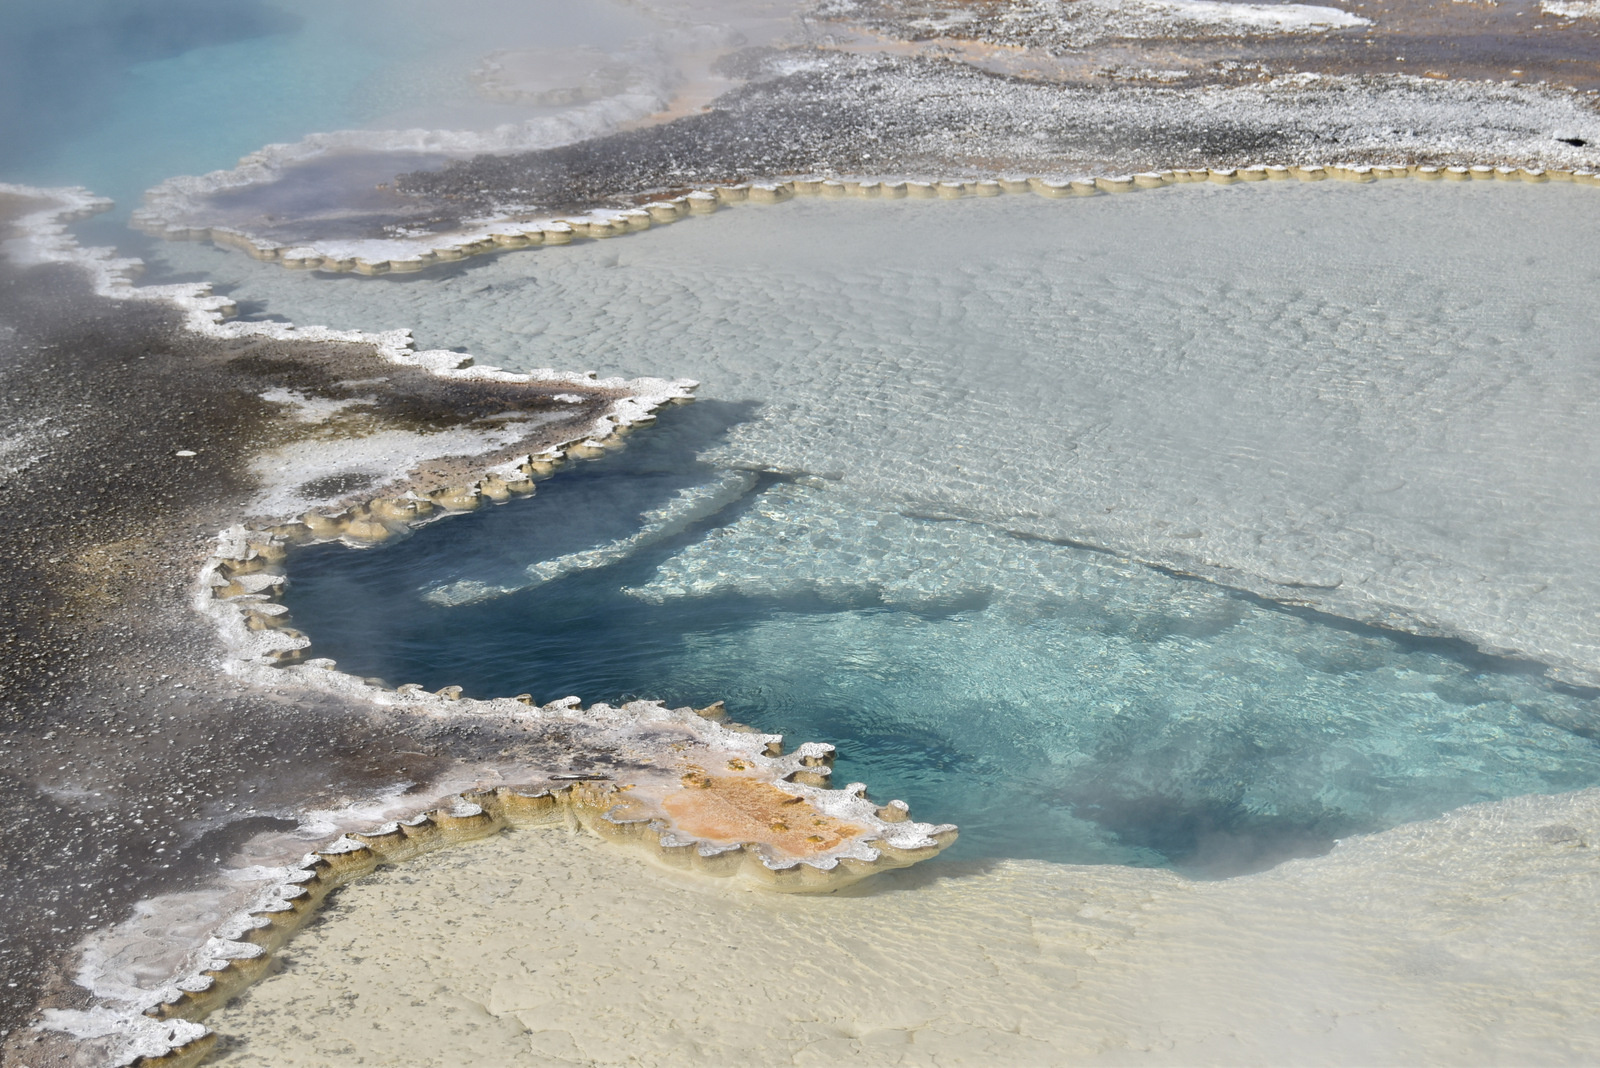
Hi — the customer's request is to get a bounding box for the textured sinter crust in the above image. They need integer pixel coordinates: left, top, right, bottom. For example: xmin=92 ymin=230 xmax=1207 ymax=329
xmin=140 ymin=153 xmax=1600 ymax=278
xmin=202 ymin=790 xmax=1600 ymax=1066
xmin=111 ymin=712 xmax=950 ymax=1068
xmin=808 ymin=0 xmax=1600 ymax=86
xmin=2 ymin=187 xmax=953 ymax=1067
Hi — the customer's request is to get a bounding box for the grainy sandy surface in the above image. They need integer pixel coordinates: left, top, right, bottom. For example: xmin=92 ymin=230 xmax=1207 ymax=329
xmin=210 ymin=787 xmax=1600 ymax=1066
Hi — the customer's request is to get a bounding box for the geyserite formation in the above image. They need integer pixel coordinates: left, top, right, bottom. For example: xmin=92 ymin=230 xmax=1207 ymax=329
xmin=130 ymin=697 xmax=954 ymax=1067
xmin=134 ymin=162 xmax=1600 ymax=277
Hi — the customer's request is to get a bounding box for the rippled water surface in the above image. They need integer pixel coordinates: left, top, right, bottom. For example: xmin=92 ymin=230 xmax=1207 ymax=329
xmin=248 ymin=181 xmax=1600 ymax=874
xmin=172 ymin=181 xmax=1600 ymax=688
xmin=284 ymin=401 xmax=1600 ymax=874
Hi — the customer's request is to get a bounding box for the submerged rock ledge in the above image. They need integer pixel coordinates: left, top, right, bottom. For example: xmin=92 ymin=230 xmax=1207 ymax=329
xmin=175 ymin=159 xmax=1600 ymax=278
xmin=136 ymin=155 xmax=1600 ymax=278
xmin=137 ymin=160 xmax=1600 ymax=692
xmin=2 ymin=186 xmax=954 ymax=1068
xmin=129 ymin=58 xmax=1600 ymax=271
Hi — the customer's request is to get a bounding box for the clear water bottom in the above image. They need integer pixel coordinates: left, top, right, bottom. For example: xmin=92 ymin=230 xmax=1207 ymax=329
xmin=283 ymin=403 xmax=1600 ymax=875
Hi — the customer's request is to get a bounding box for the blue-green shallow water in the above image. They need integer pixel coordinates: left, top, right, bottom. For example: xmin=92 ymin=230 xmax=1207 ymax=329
xmin=282 ymin=401 xmax=1600 ymax=877
xmin=1 ymin=0 xmax=650 ymax=214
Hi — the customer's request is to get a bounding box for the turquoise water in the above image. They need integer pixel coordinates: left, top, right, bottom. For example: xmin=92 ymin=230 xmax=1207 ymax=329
xmin=11 ymin=3 xmax=1598 ymax=880
xmin=1 ymin=0 xmax=650 ymax=213
xmin=282 ymin=401 xmax=1600 ymax=875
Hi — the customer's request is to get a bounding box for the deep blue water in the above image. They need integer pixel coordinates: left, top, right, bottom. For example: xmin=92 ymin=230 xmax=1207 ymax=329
xmin=283 ymin=402 xmax=1600 ymax=876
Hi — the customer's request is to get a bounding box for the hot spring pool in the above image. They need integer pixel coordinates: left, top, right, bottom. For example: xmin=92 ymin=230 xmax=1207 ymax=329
xmin=281 ymin=399 xmax=1600 ymax=874
xmin=216 ymin=177 xmax=1600 ymax=874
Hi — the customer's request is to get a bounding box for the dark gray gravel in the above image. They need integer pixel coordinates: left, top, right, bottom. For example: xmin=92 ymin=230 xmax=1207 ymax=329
xmin=0 ymin=207 xmax=637 ymax=1062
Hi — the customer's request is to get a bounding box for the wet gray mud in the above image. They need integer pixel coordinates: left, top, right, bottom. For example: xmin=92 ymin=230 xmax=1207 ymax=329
xmin=396 ymin=53 xmax=1302 ymax=210
xmin=815 ymin=0 xmax=1600 ymax=86
xmin=399 ymin=49 xmax=1600 ymax=211
xmin=159 ymin=0 xmax=1600 ymax=252
xmin=194 ymin=49 xmax=1600 ymax=244
xmin=0 ymin=195 xmax=647 ymax=1060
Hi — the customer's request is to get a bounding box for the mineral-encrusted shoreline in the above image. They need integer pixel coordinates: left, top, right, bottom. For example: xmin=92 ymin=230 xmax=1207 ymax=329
xmin=13 ymin=149 xmax=1600 ymax=1063
xmin=6 ymin=1 xmax=1600 ymax=1057
xmin=142 ymin=154 xmax=1600 ymax=281
xmin=132 ymin=50 xmax=1600 ymax=270
xmin=0 ymin=188 xmax=954 ymax=1067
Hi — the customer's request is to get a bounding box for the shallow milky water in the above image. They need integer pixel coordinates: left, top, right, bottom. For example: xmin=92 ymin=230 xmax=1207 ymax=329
xmin=189 ymin=179 xmax=1600 ymax=874
xmin=168 ymin=181 xmax=1600 ymax=686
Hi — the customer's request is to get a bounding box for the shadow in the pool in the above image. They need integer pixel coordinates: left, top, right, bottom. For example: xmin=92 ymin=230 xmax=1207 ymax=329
xmin=282 ymin=402 xmax=1600 ymax=878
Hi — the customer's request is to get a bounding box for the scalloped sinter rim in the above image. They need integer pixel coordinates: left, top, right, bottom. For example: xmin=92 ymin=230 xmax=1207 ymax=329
xmin=116 ymin=702 xmax=955 ymax=1068
xmin=0 ymin=182 xmax=696 ymax=403
xmin=198 ymin=788 xmax=1600 ymax=1067
xmin=140 ymin=764 xmax=956 ymax=1022
xmin=2 ymin=186 xmax=955 ymax=1068
xmin=130 ymin=162 xmax=1600 ymax=275
xmin=198 ymin=422 xmax=663 ymax=672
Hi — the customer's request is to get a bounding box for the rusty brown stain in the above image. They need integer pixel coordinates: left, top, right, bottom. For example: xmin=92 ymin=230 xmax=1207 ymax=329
xmin=661 ymin=771 xmax=867 ymax=857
